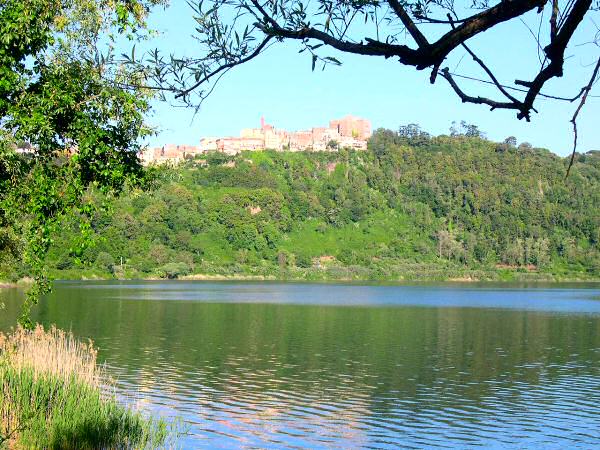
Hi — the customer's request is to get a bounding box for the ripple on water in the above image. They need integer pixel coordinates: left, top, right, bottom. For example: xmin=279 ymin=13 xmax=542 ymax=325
xmin=106 ymin=358 xmax=600 ymax=448
xmin=10 ymin=281 xmax=600 ymax=449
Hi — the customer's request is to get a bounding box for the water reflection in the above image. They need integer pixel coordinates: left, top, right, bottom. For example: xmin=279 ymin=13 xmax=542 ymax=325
xmin=1 ymin=282 xmax=600 ymax=448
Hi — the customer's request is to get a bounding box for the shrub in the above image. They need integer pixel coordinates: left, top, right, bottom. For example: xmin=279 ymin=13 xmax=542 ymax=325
xmin=156 ymin=262 xmax=191 ymax=279
xmin=95 ymin=252 xmax=115 ymax=272
xmin=295 ymin=253 xmax=312 ymax=268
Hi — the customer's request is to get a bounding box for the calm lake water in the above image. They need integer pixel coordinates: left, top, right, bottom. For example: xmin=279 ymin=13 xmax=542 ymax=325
xmin=2 ymin=281 xmax=600 ymax=448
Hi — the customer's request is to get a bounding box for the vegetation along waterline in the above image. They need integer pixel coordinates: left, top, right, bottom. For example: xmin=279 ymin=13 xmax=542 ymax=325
xmin=3 ymin=128 xmax=597 ymax=284
xmin=0 ymin=325 xmax=168 ymax=449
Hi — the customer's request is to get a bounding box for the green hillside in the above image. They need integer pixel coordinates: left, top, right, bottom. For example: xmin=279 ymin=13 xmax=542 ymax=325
xmin=3 ymin=128 xmax=600 ymax=282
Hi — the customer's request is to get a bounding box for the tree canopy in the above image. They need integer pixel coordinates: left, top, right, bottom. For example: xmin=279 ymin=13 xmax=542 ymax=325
xmin=0 ymin=0 xmax=162 ymax=325
xmin=13 ymin=129 xmax=599 ymax=283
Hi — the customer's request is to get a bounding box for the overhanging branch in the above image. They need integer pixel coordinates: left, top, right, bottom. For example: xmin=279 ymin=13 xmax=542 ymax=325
xmin=566 ymin=57 xmax=600 ymax=177
xmin=174 ymin=36 xmax=274 ymax=99
xmin=519 ymin=0 xmax=593 ymax=119
xmin=161 ymin=0 xmax=596 ymax=123
xmin=440 ymin=68 xmax=519 ymax=111
xmin=387 ymin=0 xmax=429 ymax=48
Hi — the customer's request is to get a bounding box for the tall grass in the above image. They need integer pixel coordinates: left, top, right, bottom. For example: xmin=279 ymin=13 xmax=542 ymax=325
xmin=0 ymin=325 xmax=168 ymax=449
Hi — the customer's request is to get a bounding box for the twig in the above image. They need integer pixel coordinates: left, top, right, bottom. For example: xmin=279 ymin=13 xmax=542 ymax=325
xmin=447 ymin=14 xmax=520 ymax=104
xmin=450 ymin=72 xmax=594 ymax=101
xmin=550 ymin=0 xmax=559 ymax=40
xmin=566 ymin=57 xmax=600 ymax=177
xmin=440 ymin=68 xmax=518 ymax=111
xmin=388 ymin=0 xmax=429 ymax=47
xmin=413 ymin=14 xmax=468 ymax=24
xmin=174 ymin=36 xmax=273 ymax=99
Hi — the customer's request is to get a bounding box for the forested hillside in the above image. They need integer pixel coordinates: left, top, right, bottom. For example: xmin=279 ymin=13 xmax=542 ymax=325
xmin=3 ymin=128 xmax=599 ymax=282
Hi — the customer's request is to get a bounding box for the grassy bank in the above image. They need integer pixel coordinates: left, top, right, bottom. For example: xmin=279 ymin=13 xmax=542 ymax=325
xmin=0 ymin=326 xmax=167 ymax=449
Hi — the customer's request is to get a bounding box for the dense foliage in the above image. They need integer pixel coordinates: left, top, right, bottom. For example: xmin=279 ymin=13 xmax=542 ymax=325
xmin=3 ymin=128 xmax=600 ymax=282
xmin=0 ymin=0 xmax=161 ymax=324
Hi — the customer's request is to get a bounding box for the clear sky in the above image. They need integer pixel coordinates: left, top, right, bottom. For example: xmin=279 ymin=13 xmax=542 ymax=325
xmin=143 ymin=3 xmax=599 ymax=156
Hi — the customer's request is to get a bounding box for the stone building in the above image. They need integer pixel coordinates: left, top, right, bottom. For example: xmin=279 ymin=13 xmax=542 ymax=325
xmin=141 ymin=115 xmax=372 ymax=164
xmin=216 ymin=137 xmax=264 ymax=154
xmin=329 ymin=115 xmax=372 ymax=140
xmin=141 ymin=144 xmax=202 ymax=165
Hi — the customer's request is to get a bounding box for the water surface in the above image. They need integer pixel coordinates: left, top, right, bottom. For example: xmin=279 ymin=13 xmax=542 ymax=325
xmin=2 ymin=281 xmax=600 ymax=448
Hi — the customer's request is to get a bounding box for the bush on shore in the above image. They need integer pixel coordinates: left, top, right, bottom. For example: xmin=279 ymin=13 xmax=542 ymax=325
xmin=0 ymin=325 xmax=167 ymax=449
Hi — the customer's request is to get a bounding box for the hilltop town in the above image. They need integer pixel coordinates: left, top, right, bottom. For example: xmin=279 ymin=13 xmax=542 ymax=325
xmin=141 ymin=115 xmax=372 ymax=165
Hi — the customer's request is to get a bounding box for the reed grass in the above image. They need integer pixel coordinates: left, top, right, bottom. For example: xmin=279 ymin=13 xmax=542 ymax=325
xmin=0 ymin=325 xmax=167 ymax=449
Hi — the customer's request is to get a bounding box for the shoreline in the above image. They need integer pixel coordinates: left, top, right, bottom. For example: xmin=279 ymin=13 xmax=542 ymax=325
xmin=0 ymin=277 xmax=33 ymax=289
xmin=4 ymin=273 xmax=599 ymax=287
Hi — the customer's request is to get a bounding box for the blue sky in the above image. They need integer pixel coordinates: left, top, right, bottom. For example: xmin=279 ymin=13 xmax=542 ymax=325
xmin=144 ymin=3 xmax=599 ymax=156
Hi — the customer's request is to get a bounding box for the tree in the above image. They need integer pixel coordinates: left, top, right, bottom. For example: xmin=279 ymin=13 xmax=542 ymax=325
xmin=398 ymin=124 xmax=431 ymax=146
xmin=142 ymin=0 xmax=599 ymax=128
xmin=399 ymin=124 xmax=423 ymax=139
xmin=496 ymin=135 xmax=518 ymax=152
xmin=0 ymin=0 xmax=161 ymax=326
xmin=518 ymin=142 xmax=534 ymax=152
xmin=277 ymin=251 xmax=288 ymax=269
xmin=450 ymin=120 xmax=485 ymax=138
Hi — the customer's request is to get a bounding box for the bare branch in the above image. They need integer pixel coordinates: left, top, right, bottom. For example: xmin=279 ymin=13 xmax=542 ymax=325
xmin=566 ymin=57 xmax=600 ymax=177
xmin=519 ymin=0 xmax=593 ymax=120
xmin=446 ymin=13 xmax=520 ymax=104
xmin=550 ymin=0 xmax=559 ymax=41
xmin=255 ymin=0 xmax=546 ymax=70
xmin=174 ymin=36 xmax=274 ymax=99
xmin=250 ymin=0 xmax=280 ymax=30
xmin=387 ymin=0 xmax=429 ymax=47
xmin=413 ymin=14 xmax=468 ymax=24
xmin=259 ymin=25 xmax=414 ymax=58
xmin=518 ymin=17 xmax=545 ymax=64
xmin=427 ymin=0 xmax=547 ymax=69
xmin=440 ymin=68 xmax=519 ymax=111
xmin=152 ymin=0 xmax=596 ymax=123
xmin=451 ymin=72 xmax=592 ymax=101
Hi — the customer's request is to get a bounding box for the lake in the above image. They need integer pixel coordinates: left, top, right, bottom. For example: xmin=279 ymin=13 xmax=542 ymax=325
xmin=2 ymin=281 xmax=600 ymax=448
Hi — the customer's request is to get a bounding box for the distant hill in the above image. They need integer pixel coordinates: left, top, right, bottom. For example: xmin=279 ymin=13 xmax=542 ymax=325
xmin=3 ymin=128 xmax=599 ymax=282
